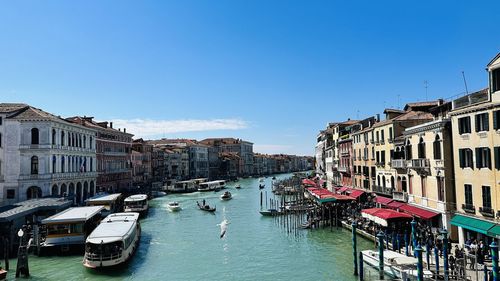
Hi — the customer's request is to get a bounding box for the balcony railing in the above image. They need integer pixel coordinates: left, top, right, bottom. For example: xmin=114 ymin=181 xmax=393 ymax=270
xmin=391 ymin=159 xmax=407 ymax=169
xmin=338 ymin=167 xmax=348 ymax=173
xmin=375 ymin=162 xmax=385 ymax=167
xmin=479 ymin=206 xmax=495 ymax=218
xmin=407 ymin=159 xmax=430 ymax=169
xmin=372 ymin=185 xmax=393 ymax=196
xmin=388 ymin=138 xmax=394 ymax=143
xmin=392 ymin=191 xmax=408 ymax=202
xmin=462 ymin=203 xmax=476 ymax=214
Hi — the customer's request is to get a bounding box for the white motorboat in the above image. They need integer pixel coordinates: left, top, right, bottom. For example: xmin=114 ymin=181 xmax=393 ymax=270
xmin=198 ymin=180 xmax=226 ymax=192
xmin=361 ymin=249 xmax=433 ymax=279
xmin=151 ymin=191 xmax=167 ymax=197
xmin=83 ymin=213 xmax=141 ymax=268
xmin=124 ymin=194 xmax=149 ymax=215
xmin=259 ymin=178 xmax=265 ymax=182
xmin=220 ymin=191 xmax=232 ymax=201
xmin=167 ymin=202 xmax=182 ymax=212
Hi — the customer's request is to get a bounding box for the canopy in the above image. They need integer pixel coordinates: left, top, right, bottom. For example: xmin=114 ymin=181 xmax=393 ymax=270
xmin=302 ymin=179 xmax=317 ymax=187
xmin=337 ymin=187 xmax=349 ymax=194
xmin=386 ymin=201 xmax=406 ymax=210
xmin=451 ymin=214 xmax=496 ymax=235
xmin=374 ymin=196 xmax=393 ymax=206
xmin=348 ymin=189 xmax=365 ymax=199
xmin=306 ymin=188 xmax=354 ymax=204
xmin=361 ymin=208 xmax=412 ymax=227
xmin=399 ymin=204 xmax=439 ymax=220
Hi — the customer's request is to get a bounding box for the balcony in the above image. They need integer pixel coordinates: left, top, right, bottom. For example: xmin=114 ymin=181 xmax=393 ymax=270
xmin=375 ymin=161 xmax=385 ymax=167
xmin=338 ymin=166 xmax=348 ymax=173
xmin=372 ymin=185 xmax=393 ymax=196
xmin=479 ymin=206 xmax=495 ymax=218
xmin=392 ymin=191 xmax=408 ymax=202
xmin=407 ymin=159 xmax=430 ymax=169
xmin=388 ymin=138 xmax=394 ymax=144
xmin=391 ymin=159 xmax=407 ymax=169
xmin=462 ymin=203 xmax=476 ymax=214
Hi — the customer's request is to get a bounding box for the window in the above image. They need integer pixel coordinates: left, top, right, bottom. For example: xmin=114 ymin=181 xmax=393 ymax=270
xmin=61 ymin=131 xmax=65 ymax=146
xmin=475 ymin=147 xmax=491 ymax=169
xmin=464 ymin=184 xmax=473 ymax=205
xmin=61 ymin=156 xmax=65 ymax=173
xmin=405 ymin=140 xmax=412 ymax=160
xmin=421 ymin=176 xmax=426 ymax=197
xmin=52 ymin=129 xmax=56 ymax=145
xmin=459 ymin=148 xmax=474 ymax=168
xmin=52 ymin=156 xmax=56 ymax=173
xmin=376 ymin=151 xmax=380 ymax=163
xmin=31 ymin=128 xmax=39 ymax=144
xmin=381 ymin=130 xmax=385 ymax=143
xmin=492 ymin=68 xmax=500 ymax=93
xmin=495 ymin=147 xmax=500 ymax=170
xmin=418 ymin=137 xmax=426 ymax=159
xmin=381 ymin=150 xmax=385 ymax=164
xmin=31 ymin=156 xmax=39 ymax=174
xmin=494 ymin=110 xmax=500 ymax=130
xmin=458 ymin=116 xmax=471 ymax=134
xmin=389 ymin=127 xmax=393 ymax=141
xmin=376 ymin=131 xmax=379 ymax=143
xmin=0 ymin=116 xmax=2 ymax=125
xmin=475 ymin=113 xmax=489 ymax=132
xmin=482 ymin=186 xmax=492 ymax=209
xmin=371 ymin=147 xmax=375 ymax=159
xmin=390 ymin=149 xmax=394 ymax=160
xmin=437 ymin=177 xmax=444 ymax=201
xmin=7 ymin=189 xmax=15 ymax=199
xmin=0 ymin=133 xmax=2 ymax=148
xmin=433 ymin=135 xmax=441 ymax=160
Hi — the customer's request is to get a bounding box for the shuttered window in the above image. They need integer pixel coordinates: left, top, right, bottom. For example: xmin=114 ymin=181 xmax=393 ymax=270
xmin=494 ymin=110 xmax=500 ymax=130
xmin=475 ymin=113 xmax=489 ymax=132
xmin=458 ymin=116 xmax=471 ymax=134
xmin=495 ymin=147 xmax=500 ymax=170
xmin=459 ymin=148 xmax=474 ymax=168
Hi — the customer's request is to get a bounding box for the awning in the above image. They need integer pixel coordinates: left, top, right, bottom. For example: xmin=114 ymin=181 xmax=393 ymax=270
xmin=399 ymin=204 xmax=440 ymax=220
xmin=337 ymin=187 xmax=349 ymax=193
xmin=361 ymin=208 xmax=413 ymax=227
xmin=349 ymin=189 xmax=365 ymax=199
xmin=374 ymin=196 xmax=393 ymax=206
xmin=302 ymin=179 xmax=317 ymax=186
xmin=386 ymin=201 xmax=406 ymax=210
xmin=488 ymin=225 xmax=500 ymax=239
xmin=306 ymin=187 xmax=354 ymax=204
xmin=451 ymin=214 xmax=496 ymax=235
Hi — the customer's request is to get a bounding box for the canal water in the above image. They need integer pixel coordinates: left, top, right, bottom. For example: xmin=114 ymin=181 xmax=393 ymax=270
xmin=5 ymin=174 xmax=388 ymax=281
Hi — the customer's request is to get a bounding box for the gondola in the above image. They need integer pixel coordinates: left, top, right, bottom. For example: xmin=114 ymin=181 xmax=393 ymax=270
xmin=197 ymin=201 xmax=216 ymax=212
xmin=259 ymin=184 xmax=265 ymax=189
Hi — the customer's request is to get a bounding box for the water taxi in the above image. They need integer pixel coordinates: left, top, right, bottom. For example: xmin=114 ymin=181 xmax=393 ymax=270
xmin=86 ymin=193 xmax=123 ymax=217
xmin=198 ymin=180 xmax=226 ymax=192
xmin=361 ymin=249 xmax=433 ymax=279
xmin=83 ymin=212 xmax=141 ymax=268
xmin=167 ymin=202 xmax=181 ymax=212
xmin=41 ymin=206 xmax=104 ymax=254
xmin=124 ymin=194 xmax=149 ymax=216
xmin=220 ymin=191 xmax=232 ymax=201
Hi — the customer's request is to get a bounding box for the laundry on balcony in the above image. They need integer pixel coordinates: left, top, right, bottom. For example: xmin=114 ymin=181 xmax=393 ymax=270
xmin=361 ymin=208 xmax=413 ymax=227
xmin=399 ymin=204 xmax=439 ymax=220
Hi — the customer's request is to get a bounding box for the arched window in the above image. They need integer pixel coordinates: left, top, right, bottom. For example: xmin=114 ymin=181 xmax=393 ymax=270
xmin=401 ymin=177 xmax=407 ymax=192
xmin=61 ymin=131 xmax=65 ymax=146
xmin=390 ymin=176 xmax=395 ymax=189
xmin=90 ymin=158 xmax=93 ymax=172
xmin=433 ymin=135 xmax=442 ymax=160
xmin=52 ymin=155 xmax=56 ymax=173
xmin=377 ymin=175 xmax=381 ymax=186
xmin=61 ymin=156 xmax=65 ymax=173
xmin=405 ymin=139 xmax=412 ymax=160
xmin=418 ymin=137 xmax=426 ymax=159
xmin=382 ymin=176 xmax=386 ymax=187
xmin=31 ymin=156 xmax=39 ymax=174
xmin=31 ymin=128 xmax=39 ymax=144
xmin=52 ymin=129 xmax=56 ymax=145
xmin=90 ymin=136 xmax=93 ymax=149
xmin=83 ymin=136 xmax=86 ymax=148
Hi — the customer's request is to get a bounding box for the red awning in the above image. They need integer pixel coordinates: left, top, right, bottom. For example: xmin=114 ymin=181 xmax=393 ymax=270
xmin=386 ymin=201 xmax=406 ymax=209
xmin=374 ymin=196 xmax=393 ymax=206
xmin=337 ymin=187 xmax=349 ymax=193
xmin=361 ymin=208 xmax=412 ymax=226
xmin=302 ymin=179 xmax=317 ymax=186
xmin=349 ymin=189 xmax=365 ymax=199
xmin=306 ymin=187 xmax=354 ymax=203
xmin=399 ymin=204 xmax=440 ymax=220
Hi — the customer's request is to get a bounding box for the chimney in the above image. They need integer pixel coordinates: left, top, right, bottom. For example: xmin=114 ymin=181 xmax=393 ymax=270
xmin=124 ymin=128 xmax=126 ymax=133
xmin=376 ymin=114 xmax=380 ymax=122
xmin=110 ymin=122 xmax=113 ymax=128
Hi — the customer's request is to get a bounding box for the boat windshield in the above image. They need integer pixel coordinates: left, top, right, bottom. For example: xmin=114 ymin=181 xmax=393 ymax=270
xmin=86 ymin=241 xmax=123 ymax=257
xmin=125 ymin=200 xmax=146 ymax=208
xmin=47 ymin=223 xmax=84 ymax=236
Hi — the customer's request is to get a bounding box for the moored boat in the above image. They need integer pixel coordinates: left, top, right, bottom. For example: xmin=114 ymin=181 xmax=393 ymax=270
xmin=220 ymin=191 xmax=232 ymax=201
xmin=259 ymin=184 xmax=265 ymax=189
xmin=361 ymin=249 xmax=433 ymax=279
xmin=151 ymin=190 xmax=167 ymax=197
xmin=259 ymin=208 xmax=282 ymax=216
xmin=167 ymin=202 xmax=182 ymax=212
xmin=124 ymin=194 xmax=148 ymax=216
xmin=235 ymin=184 xmax=241 ymax=189
xmin=83 ymin=212 xmax=141 ymax=268
xmin=198 ymin=180 xmax=226 ymax=192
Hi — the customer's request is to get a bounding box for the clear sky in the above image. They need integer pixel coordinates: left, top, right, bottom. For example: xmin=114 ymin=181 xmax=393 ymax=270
xmin=1 ymin=1 xmax=499 ymax=156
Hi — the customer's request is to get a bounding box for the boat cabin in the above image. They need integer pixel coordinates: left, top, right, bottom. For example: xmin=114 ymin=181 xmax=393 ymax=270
xmin=124 ymin=194 xmax=148 ymax=215
xmin=86 ymin=193 xmax=123 ymax=217
xmin=198 ymin=180 xmax=226 ymax=192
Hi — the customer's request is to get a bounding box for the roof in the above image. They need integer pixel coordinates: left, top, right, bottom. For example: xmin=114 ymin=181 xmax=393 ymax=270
xmin=403 ymin=100 xmax=441 ymax=111
xmin=124 ymin=194 xmax=148 ymax=202
xmin=361 ymin=208 xmax=412 ymax=226
xmin=0 ymin=198 xmax=72 ymax=223
xmin=487 ymin=52 xmax=500 ymax=68
xmin=86 ymin=213 xmax=139 ymax=244
xmin=42 ymin=206 xmax=104 ymax=224
xmin=66 ymin=116 xmax=133 ymax=137
xmin=0 ymin=103 xmax=29 ymax=113
xmin=86 ymin=193 xmax=122 ymax=203
xmin=147 ymin=138 xmax=207 ymax=147
xmin=200 ymin=138 xmax=253 ymax=145
xmin=372 ymin=110 xmax=433 ymax=128
xmin=399 ymin=204 xmax=440 ymax=220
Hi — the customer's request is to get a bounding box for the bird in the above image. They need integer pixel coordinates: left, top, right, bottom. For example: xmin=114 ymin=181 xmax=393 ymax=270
xmin=218 ymin=219 xmax=230 ymax=238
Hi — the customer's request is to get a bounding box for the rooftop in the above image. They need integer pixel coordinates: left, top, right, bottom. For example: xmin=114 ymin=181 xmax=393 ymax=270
xmin=42 ymin=206 xmax=104 ymax=224
xmin=0 ymin=198 xmax=72 ymax=223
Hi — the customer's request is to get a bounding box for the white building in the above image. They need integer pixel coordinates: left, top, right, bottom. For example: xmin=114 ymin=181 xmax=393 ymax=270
xmin=0 ymin=104 xmax=97 ymax=206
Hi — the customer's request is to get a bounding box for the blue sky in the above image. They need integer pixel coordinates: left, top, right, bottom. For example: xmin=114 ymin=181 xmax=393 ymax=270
xmin=1 ymin=1 xmax=499 ymax=156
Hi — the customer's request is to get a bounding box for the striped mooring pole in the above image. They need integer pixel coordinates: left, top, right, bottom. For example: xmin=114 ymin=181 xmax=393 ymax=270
xmin=415 ymin=244 xmax=424 ymax=281
xmin=352 ymin=221 xmax=358 ymax=276
xmin=377 ymin=231 xmax=385 ymax=280
xmin=491 ymin=241 xmax=499 ymax=281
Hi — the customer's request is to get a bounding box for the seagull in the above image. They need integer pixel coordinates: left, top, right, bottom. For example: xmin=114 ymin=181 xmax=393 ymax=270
xmin=218 ymin=219 xmax=230 ymax=239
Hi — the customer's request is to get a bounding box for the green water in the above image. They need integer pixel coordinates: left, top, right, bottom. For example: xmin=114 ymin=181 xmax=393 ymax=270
xmin=5 ymin=174 xmax=386 ymax=281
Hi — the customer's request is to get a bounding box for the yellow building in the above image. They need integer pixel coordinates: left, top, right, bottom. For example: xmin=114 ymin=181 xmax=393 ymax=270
xmin=352 ymin=116 xmax=378 ymax=191
xmin=450 ymin=53 xmax=500 ymax=244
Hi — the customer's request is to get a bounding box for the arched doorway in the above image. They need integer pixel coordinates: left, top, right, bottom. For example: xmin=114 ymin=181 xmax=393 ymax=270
xmin=60 ymin=183 xmax=67 ymax=196
xmin=76 ymin=182 xmax=82 ymax=204
xmin=83 ymin=182 xmax=89 ymax=201
xmin=51 ymin=184 xmax=59 ymax=196
xmin=26 ymin=186 xmax=42 ymax=199
xmin=401 ymin=177 xmax=408 ymax=192
xmin=390 ymin=176 xmax=395 ymax=189
xmin=69 ymin=183 xmax=75 ymax=197
xmin=90 ymin=181 xmax=95 ymax=197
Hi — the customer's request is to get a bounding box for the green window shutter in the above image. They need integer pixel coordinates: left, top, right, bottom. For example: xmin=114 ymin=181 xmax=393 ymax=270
xmin=485 ymin=114 xmax=490 ymax=131
xmin=487 ymin=148 xmax=492 ymax=169
xmin=495 ymin=147 xmax=500 ymax=170
xmin=466 ymin=116 xmax=471 ymax=133
xmin=476 ymin=148 xmax=481 ymax=168
xmin=459 ymin=149 xmax=464 ymax=168
xmin=475 ymin=115 xmax=480 ymax=132
xmin=494 ymin=111 xmax=498 ymax=130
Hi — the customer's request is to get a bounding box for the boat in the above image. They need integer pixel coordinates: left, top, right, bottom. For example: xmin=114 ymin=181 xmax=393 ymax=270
xmin=151 ymin=190 xmax=167 ymax=197
xmin=198 ymin=180 xmax=226 ymax=192
xmin=259 ymin=208 xmax=282 ymax=216
xmin=197 ymin=201 xmax=216 ymax=212
xmin=0 ymin=268 xmax=6 ymax=280
xmin=124 ymin=194 xmax=149 ymax=216
xmin=86 ymin=193 xmax=123 ymax=217
xmin=41 ymin=206 xmax=105 ymax=254
xmin=272 ymin=176 xmax=276 ymax=180
xmin=259 ymin=184 xmax=265 ymax=189
xmin=83 ymin=212 xmax=141 ymax=268
xmin=220 ymin=191 xmax=232 ymax=201
xmin=235 ymin=184 xmax=241 ymax=189
xmin=361 ymin=249 xmax=433 ymax=279
xmin=167 ymin=201 xmax=181 ymax=212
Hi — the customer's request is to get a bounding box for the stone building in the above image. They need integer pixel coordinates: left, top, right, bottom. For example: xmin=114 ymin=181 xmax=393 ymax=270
xmin=200 ymin=138 xmax=254 ymax=177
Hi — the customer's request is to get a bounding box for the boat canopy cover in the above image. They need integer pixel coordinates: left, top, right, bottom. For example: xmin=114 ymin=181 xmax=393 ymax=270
xmin=124 ymin=194 xmax=148 ymax=202
xmin=86 ymin=213 xmax=139 ymax=244
xmin=399 ymin=204 xmax=439 ymax=220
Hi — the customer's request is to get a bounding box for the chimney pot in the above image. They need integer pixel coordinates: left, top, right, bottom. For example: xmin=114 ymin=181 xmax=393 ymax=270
xmin=110 ymin=122 xmax=113 ymax=128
